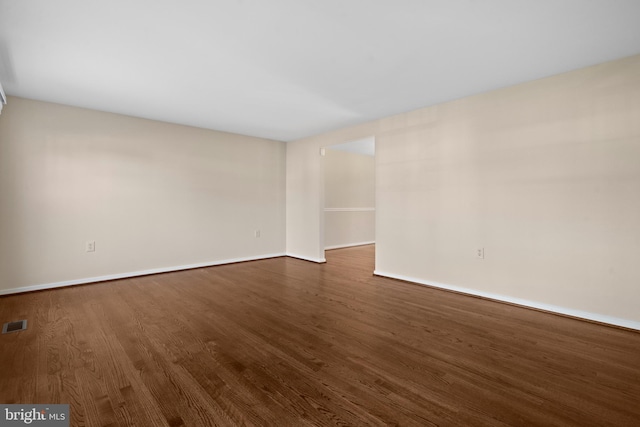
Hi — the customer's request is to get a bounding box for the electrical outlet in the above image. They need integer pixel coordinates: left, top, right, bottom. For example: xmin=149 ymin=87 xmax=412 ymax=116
xmin=86 ymin=241 xmax=96 ymax=252
xmin=254 ymin=230 xmax=261 ymax=238
xmin=476 ymin=247 xmax=484 ymax=259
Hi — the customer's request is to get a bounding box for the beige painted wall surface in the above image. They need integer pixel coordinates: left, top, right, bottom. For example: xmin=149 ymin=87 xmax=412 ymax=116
xmin=286 ymin=54 xmax=640 ymax=324
xmin=324 ymin=211 xmax=374 ymax=249
xmin=324 ymin=149 xmax=375 ymax=208
xmin=324 ymin=149 xmax=375 ymax=248
xmin=0 ymin=97 xmax=286 ymax=291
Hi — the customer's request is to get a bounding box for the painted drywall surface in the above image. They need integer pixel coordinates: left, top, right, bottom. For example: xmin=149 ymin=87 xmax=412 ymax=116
xmin=324 ymin=149 xmax=375 ymax=208
xmin=324 ymin=149 xmax=375 ymax=248
xmin=324 ymin=211 xmax=374 ymax=249
xmin=0 ymin=97 xmax=286 ymax=291
xmin=286 ymin=54 xmax=640 ymax=324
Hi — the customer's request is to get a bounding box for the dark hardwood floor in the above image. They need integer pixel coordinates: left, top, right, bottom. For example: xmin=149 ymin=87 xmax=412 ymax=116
xmin=1 ymin=245 xmax=639 ymax=426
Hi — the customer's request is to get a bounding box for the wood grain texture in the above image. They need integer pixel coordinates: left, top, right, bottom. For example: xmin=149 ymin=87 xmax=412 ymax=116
xmin=1 ymin=245 xmax=639 ymax=426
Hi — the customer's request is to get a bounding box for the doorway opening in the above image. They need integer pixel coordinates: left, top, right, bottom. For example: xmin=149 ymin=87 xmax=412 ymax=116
xmin=321 ymin=136 xmax=375 ymax=266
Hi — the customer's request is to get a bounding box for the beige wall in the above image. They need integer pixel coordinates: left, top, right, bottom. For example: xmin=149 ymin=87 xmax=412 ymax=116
xmin=324 ymin=149 xmax=375 ymax=208
xmin=0 ymin=97 xmax=286 ymax=292
xmin=324 ymin=149 xmax=375 ymax=249
xmin=286 ymin=54 xmax=640 ymax=327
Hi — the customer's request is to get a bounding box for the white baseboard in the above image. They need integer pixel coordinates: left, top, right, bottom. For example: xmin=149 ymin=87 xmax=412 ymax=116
xmin=373 ymin=270 xmax=640 ymax=332
xmin=0 ymin=253 xmax=286 ymax=296
xmin=285 ymin=253 xmax=326 ymax=263
xmin=325 ymin=241 xmax=375 ymax=250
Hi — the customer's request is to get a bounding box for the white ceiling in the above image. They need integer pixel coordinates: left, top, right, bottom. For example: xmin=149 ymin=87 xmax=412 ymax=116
xmin=1 ymin=1 xmax=639 ymax=142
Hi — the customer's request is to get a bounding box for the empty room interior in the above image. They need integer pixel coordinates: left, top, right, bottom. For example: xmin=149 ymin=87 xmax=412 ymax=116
xmin=1 ymin=1 xmax=640 ymax=426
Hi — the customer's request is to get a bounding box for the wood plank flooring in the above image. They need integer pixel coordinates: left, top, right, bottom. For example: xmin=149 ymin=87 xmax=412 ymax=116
xmin=1 ymin=245 xmax=639 ymax=426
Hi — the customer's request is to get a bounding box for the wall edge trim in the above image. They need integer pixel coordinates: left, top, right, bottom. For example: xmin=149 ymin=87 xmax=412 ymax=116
xmin=325 ymin=241 xmax=375 ymax=250
xmin=373 ymin=270 xmax=640 ymax=332
xmin=285 ymin=253 xmax=327 ymax=263
xmin=0 ymin=253 xmax=287 ymax=296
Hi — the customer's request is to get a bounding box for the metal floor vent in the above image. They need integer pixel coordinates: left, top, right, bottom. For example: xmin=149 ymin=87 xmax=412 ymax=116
xmin=2 ymin=320 xmax=27 ymax=334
